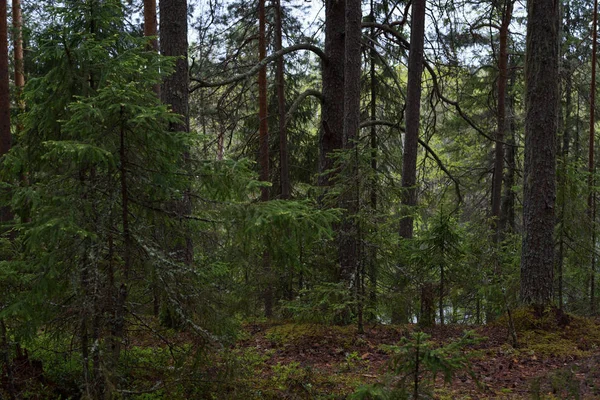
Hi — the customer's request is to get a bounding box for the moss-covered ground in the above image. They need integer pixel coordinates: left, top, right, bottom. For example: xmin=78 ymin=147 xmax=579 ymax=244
xmin=3 ymin=308 xmax=600 ymax=398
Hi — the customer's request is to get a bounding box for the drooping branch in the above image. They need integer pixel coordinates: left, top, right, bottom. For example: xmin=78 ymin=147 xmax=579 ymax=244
xmin=423 ymin=62 xmax=515 ymax=146
xmin=358 ymin=120 xmax=462 ymax=203
xmin=363 ymin=21 xmax=514 ymax=147
xmin=418 ymin=138 xmax=463 ymax=204
xmin=361 ymin=39 xmax=406 ymax=99
xmin=361 ymin=21 xmax=410 ymax=50
xmin=284 ymin=89 xmax=324 ymax=128
xmin=189 ymin=43 xmax=326 ymax=91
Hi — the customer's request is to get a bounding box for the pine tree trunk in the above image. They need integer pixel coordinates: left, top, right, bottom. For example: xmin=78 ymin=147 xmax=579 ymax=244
xmin=491 ymin=1 xmax=513 ymax=242
xmin=0 ymin=0 xmax=11 ymax=228
xmin=258 ymin=0 xmax=273 ymax=318
xmin=0 ymin=0 xmax=10 ymax=157
xmin=159 ymin=0 xmax=192 ymax=266
xmin=319 ymin=0 xmax=345 ymax=187
xmin=399 ymin=0 xmax=425 ymax=240
xmin=144 ymin=0 xmax=160 ymax=96
xmin=341 ymin=0 xmax=362 ymax=330
xmin=501 ymin=59 xmax=517 ymax=234
xmin=521 ymin=0 xmax=559 ymax=308
xmin=589 ymin=0 xmax=598 ymax=315
xmin=12 ymin=0 xmax=23 ymax=105
xmin=160 ymin=0 xmax=189 ymax=134
xmin=274 ymin=0 xmax=289 ymax=200
xmin=397 ymin=0 xmax=425 ymax=325
xmin=368 ymin=4 xmax=378 ymax=322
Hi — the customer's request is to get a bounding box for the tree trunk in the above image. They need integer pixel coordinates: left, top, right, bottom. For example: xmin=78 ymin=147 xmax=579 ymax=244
xmin=160 ymin=0 xmax=189 ymax=133
xmin=319 ymin=0 xmax=345 ymax=187
xmin=258 ymin=0 xmax=273 ymax=318
xmin=521 ymin=0 xmax=559 ymax=308
xmin=399 ymin=0 xmax=425 ymax=240
xmin=0 ymin=0 xmax=9 ymax=157
xmin=338 ymin=0 xmax=361 ymax=283
xmin=159 ymin=0 xmax=192 ymax=265
xmin=501 ymin=58 xmax=517 ymax=234
xmin=368 ymin=4 xmax=378 ymax=322
xmin=12 ymin=0 xmax=23 ymax=105
xmin=491 ymin=1 xmax=513 ymax=242
xmin=0 ymin=0 xmax=11 ymax=228
xmin=396 ymin=0 xmax=425 ymax=325
xmin=341 ymin=0 xmax=362 ymax=330
xmin=144 ymin=0 xmax=160 ymax=96
xmin=557 ymin=3 xmax=574 ymax=311
xmin=274 ymin=0 xmax=289 ymax=199
xmin=589 ymin=0 xmax=598 ymax=315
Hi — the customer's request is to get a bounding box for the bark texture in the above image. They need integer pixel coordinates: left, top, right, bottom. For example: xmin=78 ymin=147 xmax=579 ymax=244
xmin=521 ymin=0 xmax=559 ymax=307
xmin=274 ymin=0 xmax=289 ymax=199
xmin=12 ymin=0 xmax=24 ymax=103
xmin=588 ymin=0 xmax=598 ymax=314
xmin=337 ymin=0 xmax=361 ymax=284
xmin=319 ymin=0 xmax=345 ymax=187
xmin=258 ymin=0 xmax=272 ymax=317
xmin=0 ymin=0 xmax=9 ymax=157
xmin=399 ymin=0 xmax=426 ymax=240
xmin=159 ymin=0 xmax=192 ymax=265
xmin=144 ymin=0 xmax=160 ymax=96
xmin=491 ymin=1 xmax=513 ymax=241
xmin=160 ymin=0 xmax=189 ymax=133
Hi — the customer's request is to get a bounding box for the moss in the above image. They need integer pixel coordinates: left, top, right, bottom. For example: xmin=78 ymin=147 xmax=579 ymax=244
xmin=496 ymin=307 xmax=600 ymax=357
xmin=496 ymin=306 xmax=571 ymax=333
xmin=520 ymin=331 xmax=588 ymax=358
xmin=265 ymin=323 xmax=357 ymax=348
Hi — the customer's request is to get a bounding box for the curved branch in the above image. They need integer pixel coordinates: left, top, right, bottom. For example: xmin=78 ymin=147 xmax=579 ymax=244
xmin=362 ymin=22 xmax=513 ymax=147
xmin=362 ymin=39 xmax=406 ymax=99
xmin=418 ymin=138 xmax=463 ymax=204
xmin=423 ymin=62 xmax=515 ymax=147
xmin=359 ymin=119 xmax=463 ymax=203
xmin=285 ymin=89 xmax=324 ymax=128
xmin=361 ymin=21 xmax=410 ymax=50
xmin=189 ymin=43 xmax=326 ymax=91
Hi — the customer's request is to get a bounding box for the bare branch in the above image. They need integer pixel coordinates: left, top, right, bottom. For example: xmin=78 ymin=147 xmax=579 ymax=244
xmin=189 ymin=43 xmax=326 ymax=91
xmin=359 ymin=119 xmax=462 ymax=203
xmin=285 ymin=89 xmax=324 ymax=128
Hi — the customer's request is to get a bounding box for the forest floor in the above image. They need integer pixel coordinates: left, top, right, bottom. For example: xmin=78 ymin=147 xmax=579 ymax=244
xmin=5 ymin=308 xmax=600 ymax=399
xmin=229 ymin=310 xmax=600 ymax=399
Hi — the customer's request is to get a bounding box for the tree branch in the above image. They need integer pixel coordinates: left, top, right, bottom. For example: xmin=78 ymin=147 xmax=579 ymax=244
xmin=359 ymin=120 xmax=463 ymax=203
xmin=285 ymin=89 xmax=324 ymax=128
xmin=189 ymin=43 xmax=326 ymax=91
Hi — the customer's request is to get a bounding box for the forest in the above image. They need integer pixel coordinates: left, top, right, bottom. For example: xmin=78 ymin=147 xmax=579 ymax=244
xmin=0 ymin=0 xmax=600 ymax=398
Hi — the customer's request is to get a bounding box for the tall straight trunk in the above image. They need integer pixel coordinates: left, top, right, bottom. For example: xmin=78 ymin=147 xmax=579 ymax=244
xmin=399 ymin=0 xmax=426 ymax=240
xmin=144 ymin=0 xmax=160 ymax=315
xmin=368 ymin=5 xmax=378 ymax=321
xmin=0 ymin=0 xmax=9 ymax=157
xmin=144 ymin=0 xmax=160 ymax=96
xmin=491 ymin=1 xmax=513 ymax=242
xmin=0 ymin=0 xmax=11 ymax=228
xmin=274 ymin=0 xmax=289 ymax=199
xmin=160 ymin=0 xmax=189 ymax=132
xmin=521 ymin=0 xmax=559 ymax=308
xmin=12 ymin=0 xmax=23 ymax=105
xmin=319 ymin=0 xmax=345 ymax=187
xmin=341 ymin=0 xmax=362 ymax=330
xmin=589 ymin=0 xmax=598 ymax=315
xmin=557 ymin=4 xmax=574 ymax=310
xmin=258 ymin=0 xmax=273 ymax=317
xmin=111 ymin=107 xmax=131 ymax=371
xmin=160 ymin=0 xmax=192 ymax=264
xmin=397 ymin=0 xmax=425 ymax=325
xmin=501 ymin=58 xmax=517 ymax=234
